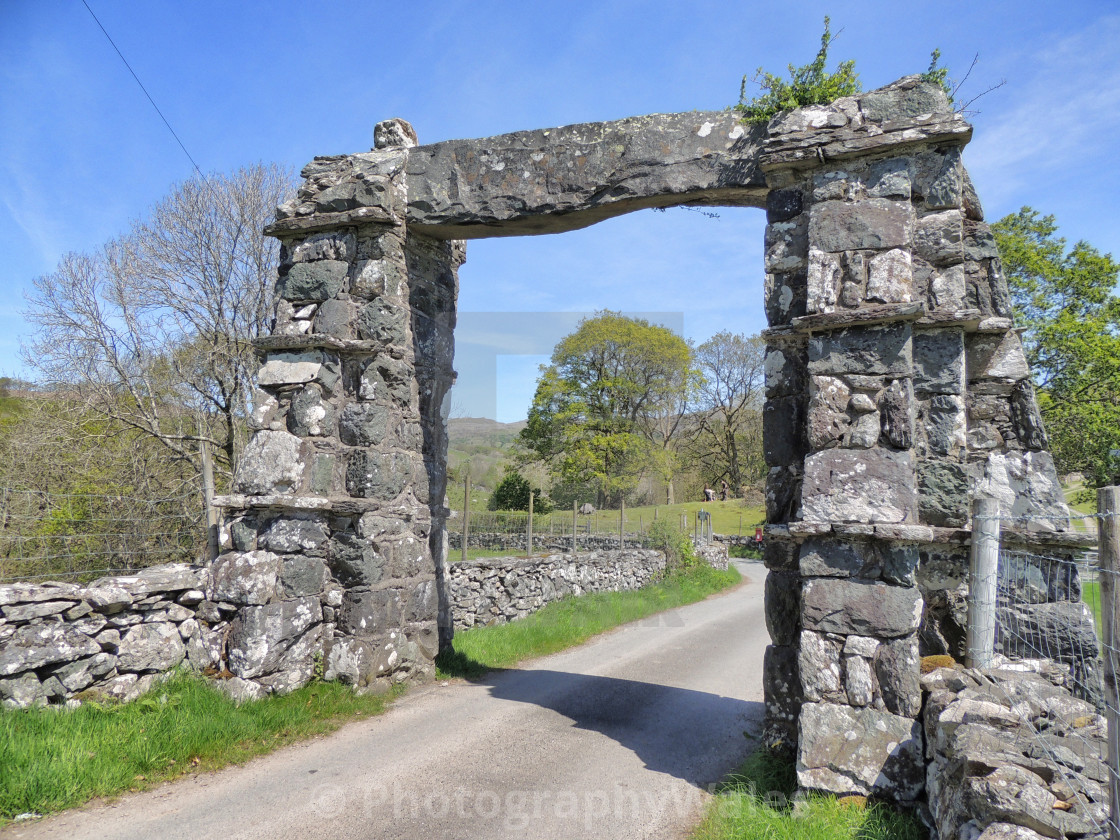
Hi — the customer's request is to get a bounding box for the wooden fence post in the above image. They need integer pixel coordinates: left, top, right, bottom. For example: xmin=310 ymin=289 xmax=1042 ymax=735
xmin=572 ymin=500 xmax=578 ymax=555
xmin=619 ymin=499 xmax=624 ymax=549
xmin=967 ymin=496 xmax=1000 ymax=669
xmin=200 ymin=442 xmax=219 ymax=563
xmin=462 ymin=466 xmax=470 ymax=564
xmin=1098 ymin=485 xmax=1120 ymax=840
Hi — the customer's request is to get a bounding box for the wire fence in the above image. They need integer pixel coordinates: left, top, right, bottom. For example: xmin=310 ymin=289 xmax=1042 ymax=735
xmin=969 ymin=500 xmax=1117 ymax=838
xmin=0 ymin=485 xmax=206 ymax=583
xmin=447 ymin=505 xmax=731 ymax=557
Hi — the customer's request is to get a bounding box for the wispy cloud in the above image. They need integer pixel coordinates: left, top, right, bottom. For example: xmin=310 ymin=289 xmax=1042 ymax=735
xmin=966 ymin=15 xmax=1120 ymax=211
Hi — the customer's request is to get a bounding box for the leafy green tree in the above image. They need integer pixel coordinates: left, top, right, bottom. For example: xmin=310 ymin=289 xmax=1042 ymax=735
xmin=992 ymin=207 xmax=1120 ymax=486
xmin=488 ymin=468 xmax=551 ymax=513
xmin=520 ymin=312 xmax=696 ymax=507
xmin=735 ymin=16 xmax=861 ymax=124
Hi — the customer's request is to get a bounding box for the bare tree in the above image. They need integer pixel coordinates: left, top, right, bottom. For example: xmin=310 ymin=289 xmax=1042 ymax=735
xmin=23 ymin=163 xmax=295 ymax=484
xmin=691 ymin=331 xmax=767 ymax=495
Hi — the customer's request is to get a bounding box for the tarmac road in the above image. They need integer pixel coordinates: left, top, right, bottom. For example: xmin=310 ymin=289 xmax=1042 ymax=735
xmin=5 ymin=558 xmax=769 ymax=840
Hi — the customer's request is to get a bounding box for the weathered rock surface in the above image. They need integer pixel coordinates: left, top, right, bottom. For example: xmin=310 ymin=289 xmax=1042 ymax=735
xmin=234 ymin=430 xmax=304 ymax=495
xmin=406 ymin=112 xmax=768 ymax=238
xmin=802 ymin=578 xmax=922 ymax=638
xmin=925 ymin=658 xmax=1108 ymax=840
xmin=0 ymin=623 xmax=101 ymax=676
xmin=801 ymin=449 xmax=917 ymax=524
xmin=117 ymin=622 xmax=186 ymax=672
xmin=797 ymin=702 xmax=924 ymax=799
xmin=208 ymin=550 xmax=281 ymax=606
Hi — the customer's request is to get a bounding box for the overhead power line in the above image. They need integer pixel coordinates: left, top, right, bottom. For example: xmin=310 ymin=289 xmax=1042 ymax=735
xmin=80 ymin=0 xmax=205 ymax=178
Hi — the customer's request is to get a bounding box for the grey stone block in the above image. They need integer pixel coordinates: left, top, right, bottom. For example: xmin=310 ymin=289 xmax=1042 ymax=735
xmin=277 ymin=260 xmax=348 ymax=301
xmin=801 ymin=577 xmax=922 ymax=638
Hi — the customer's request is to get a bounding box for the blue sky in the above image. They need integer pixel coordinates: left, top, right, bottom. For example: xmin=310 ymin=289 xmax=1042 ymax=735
xmin=3 ymin=1 xmax=1118 ymax=421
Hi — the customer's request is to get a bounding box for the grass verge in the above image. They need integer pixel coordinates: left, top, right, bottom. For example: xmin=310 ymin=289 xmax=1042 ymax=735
xmin=0 ymin=673 xmax=401 ymax=822
xmin=690 ymin=748 xmax=925 ymax=840
xmin=436 ymin=563 xmax=742 ymax=679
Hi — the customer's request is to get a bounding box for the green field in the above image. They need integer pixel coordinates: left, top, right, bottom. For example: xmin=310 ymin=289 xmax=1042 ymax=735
xmin=1083 ymin=580 xmax=1103 ymax=631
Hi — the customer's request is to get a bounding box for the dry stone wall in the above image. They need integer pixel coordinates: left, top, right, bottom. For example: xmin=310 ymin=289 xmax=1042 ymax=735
xmin=448 ymin=532 xmax=648 ymax=553
xmin=924 ymin=658 xmax=1108 ymax=839
xmin=0 ymin=565 xmax=215 ymax=708
xmin=448 ymin=549 xmax=666 ymax=630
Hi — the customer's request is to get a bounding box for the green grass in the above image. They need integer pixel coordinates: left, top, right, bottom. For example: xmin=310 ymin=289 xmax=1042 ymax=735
xmin=437 ymin=564 xmax=742 ymax=679
xmin=691 ymin=749 xmax=925 ymax=840
xmin=1083 ymin=580 xmax=1103 ymax=631
xmin=0 ymin=673 xmax=401 ymax=821
xmin=452 ymin=547 xmax=539 ymax=562
xmin=729 ymin=544 xmax=763 ymax=560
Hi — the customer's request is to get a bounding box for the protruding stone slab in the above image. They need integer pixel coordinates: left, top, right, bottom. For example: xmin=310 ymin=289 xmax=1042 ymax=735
xmin=0 ymin=624 xmax=101 ymax=676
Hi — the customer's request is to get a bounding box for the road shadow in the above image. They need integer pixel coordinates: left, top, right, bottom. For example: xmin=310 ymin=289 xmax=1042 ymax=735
xmin=471 ymin=667 xmax=765 ymax=788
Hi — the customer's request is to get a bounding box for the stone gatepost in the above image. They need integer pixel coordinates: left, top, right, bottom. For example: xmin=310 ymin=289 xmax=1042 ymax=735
xmin=757 ymin=78 xmax=1069 ymax=800
xmin=213 ymin=119 xmax=461 ymax=695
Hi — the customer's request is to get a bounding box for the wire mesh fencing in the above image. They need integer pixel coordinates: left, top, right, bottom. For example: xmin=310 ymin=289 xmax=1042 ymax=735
xmin=967 ymin=501 xmax=1117 ymax=838
xmin=446 ymin=504 xmax=735 ymax=558
xmin=0 ymin=485 xmax=206 ymax=583
xmin=447 ymin=508 xmax=653 ymax=556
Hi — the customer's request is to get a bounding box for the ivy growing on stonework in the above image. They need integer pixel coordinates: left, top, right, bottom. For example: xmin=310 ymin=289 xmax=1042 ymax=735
xmin=734 ymin=16 xmax=861 ymax=124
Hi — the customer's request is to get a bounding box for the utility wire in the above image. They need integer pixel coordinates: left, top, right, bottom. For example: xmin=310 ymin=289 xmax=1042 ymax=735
xmin=80 ymin=0 xmax=205 ymax=178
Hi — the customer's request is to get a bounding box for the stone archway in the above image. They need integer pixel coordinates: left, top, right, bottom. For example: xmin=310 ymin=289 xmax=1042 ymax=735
xmin=215 ymin=76 xmax=1076 ymax=800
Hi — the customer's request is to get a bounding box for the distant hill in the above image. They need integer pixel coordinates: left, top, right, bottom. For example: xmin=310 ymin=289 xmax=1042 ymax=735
xmin=448 ymin=417 xmax=526 ymax=447
xmin=446 ymin=418 xmax=527 ymax=507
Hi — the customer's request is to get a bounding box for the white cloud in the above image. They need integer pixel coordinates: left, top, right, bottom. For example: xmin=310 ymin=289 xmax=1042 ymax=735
xmin=966 ymin=15 xmax=1120 ymax=209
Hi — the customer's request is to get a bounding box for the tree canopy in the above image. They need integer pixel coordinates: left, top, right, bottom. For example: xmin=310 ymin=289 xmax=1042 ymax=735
xmin=519 ymin=312 xmax=696 ymax=506
xmin=992 ymin=207 xmax=1120 ymax=486
xmin=690 ymin=331 xmax=767 ymax=494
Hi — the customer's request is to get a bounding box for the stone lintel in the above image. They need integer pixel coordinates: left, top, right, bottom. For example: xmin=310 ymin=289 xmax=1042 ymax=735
xmin=405 ymin=110 xmax=767 ymax=239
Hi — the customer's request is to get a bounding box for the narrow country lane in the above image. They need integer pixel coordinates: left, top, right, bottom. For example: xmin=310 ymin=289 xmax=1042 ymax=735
xmin=5 ymin=559 xmax=769 ymax=840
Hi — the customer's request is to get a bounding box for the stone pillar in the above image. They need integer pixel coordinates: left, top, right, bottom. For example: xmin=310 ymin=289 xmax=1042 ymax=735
xmin=757 ymin=77 xmax=1069 ymax=801
xmin=212 ymin=119 xmax=461 ymax=695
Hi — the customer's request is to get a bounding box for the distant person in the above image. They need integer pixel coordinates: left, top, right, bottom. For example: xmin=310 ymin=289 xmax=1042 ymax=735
xmin=719 ymin=479 xmax=729 ymax=501
xmin=704 ymin=487 xmax=715 ymax=502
